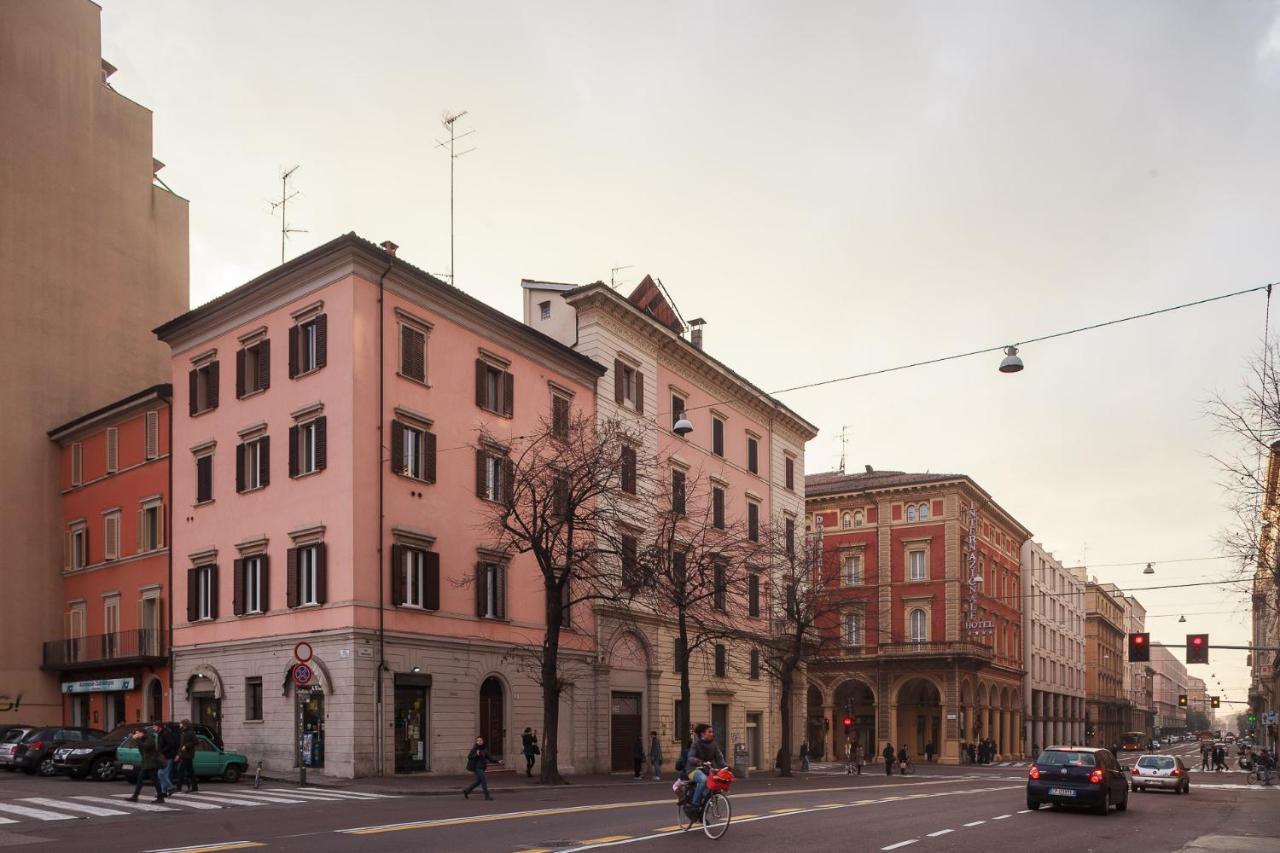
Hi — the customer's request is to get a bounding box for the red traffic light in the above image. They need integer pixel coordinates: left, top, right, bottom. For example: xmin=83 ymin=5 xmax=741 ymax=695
xmin=1135 ymin=635 xmax=1145 ymax=644
xmin=1192 ymin=636 xmax=1203 ymax=646
xmin=842 ymin=717 xmax=853 ymax=728
xmin=1186 ymin=633 xmax=1209 ymax=664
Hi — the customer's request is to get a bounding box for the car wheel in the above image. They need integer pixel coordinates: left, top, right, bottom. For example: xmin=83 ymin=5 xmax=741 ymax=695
xmin=1094 ymin=789 xmax=1110 ymax=816
xmin=1116 ymin=790 xmax=1128 ymax=812
xmin=1130 ymin=783 xmax=1139 ymax=792
xmin=222 ymin=764 xmax=242 ymax=784
xmin=90 ymin=757 xmax=116 ymax=782
xmin=38 ymin=758 xmax=58 ymax=777
xmin=1183 ymin=782 xmax=1190 ymax=795
xmin=1026 ymin=798 xmax=1041 ymax=810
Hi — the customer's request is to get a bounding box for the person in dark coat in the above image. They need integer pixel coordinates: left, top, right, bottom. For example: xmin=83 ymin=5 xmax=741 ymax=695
xmin=632 ymin=734 xmax=646 ymax=779
xmin=924 ymin=742 xmax=935 ymax=763
xmin=799 ymin=739 xmax=810 ymax=772
xmin=463 ymin=736 xmax=496 ymax=800
xmin=897 ymin=744 xmax=909 ymax=773
xmin=156 ymin=722 xmax=179 ymax=796
xmin=648 ymin=730 xmax=663 ymax=781
xmin=176 ymin=720 xmax=199 ymax=792
xmin=883 ymin=742 xmax=895 ymax=775
xmin=521 ymin=728 xmax=539 ymax=778
xmin=127 ymin=728 xmax=165 ymax=803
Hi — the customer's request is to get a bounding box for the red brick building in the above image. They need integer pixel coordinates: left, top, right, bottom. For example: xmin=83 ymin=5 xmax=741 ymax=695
xmin=46 ymin=385 xmax=171 ymax=730
xmin=804 ymin=468 xmax=1031 ymax=764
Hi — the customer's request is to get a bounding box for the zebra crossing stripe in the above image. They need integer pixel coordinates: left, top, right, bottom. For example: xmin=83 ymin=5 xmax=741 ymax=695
xmin=0 ymin=802 xmax=79 ymax=821
xmin=265 ymin=788 xmax=386 ymax=799
xmin=147 ymin=796 xmax=223 ymax=810
xmin=74 ymin=795 xmax=174 ymax=812
xmin=169 ymin=793 xmax=270 ymax=806
xmin=0 ymin=816 xmax=16 ymax=825
xmin=19 ymin=797 xmax=127 ymax=817
xmin=191 ymin=791 xmax=308 ymax=804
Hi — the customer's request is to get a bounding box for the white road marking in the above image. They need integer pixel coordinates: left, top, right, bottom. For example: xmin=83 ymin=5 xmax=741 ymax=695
xmin=188 ymin=791 xmax=308 ymax=804
xmin=882 ymin=842 xmax=917 ymax=850
xmin=992 ymin=813 xmax=1012 ymax=820
xmin=926 ymin=829 xmax=954 ymax=836
xmin=174 ymin=792 xmax=273 ymax=806
xmin=264 ymin=788 xmax=385 ymax=799
xmin=0 ymin=802 xmax=79 ymax=820
xmin=1017 ymin=809 xmax=1032 ymax=813
xmin=0 ymin=816 xmax=16 ymax=825
xmin=149 ymin=797 xmax=223 ymax=810
xmin=74 ymin=795 xmax=174 ymax=813
xmin=19 ymin=797 xmax=127 ymax=816
xmin=963 ymin=820 xmax=986 ymax=826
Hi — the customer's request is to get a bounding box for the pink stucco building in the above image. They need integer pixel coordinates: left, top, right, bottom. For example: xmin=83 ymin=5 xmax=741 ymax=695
xmin=155 ymin=234 xmax=604 ymax=777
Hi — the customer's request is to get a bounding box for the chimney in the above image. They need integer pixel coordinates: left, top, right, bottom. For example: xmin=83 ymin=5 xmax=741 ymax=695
xmin=380 ymin=240 xmax=399 ymax=257
xmin=688 ymin=317 xmax=706 ymax=350
xmin=864 ymin=465 xmax=874 ymax=473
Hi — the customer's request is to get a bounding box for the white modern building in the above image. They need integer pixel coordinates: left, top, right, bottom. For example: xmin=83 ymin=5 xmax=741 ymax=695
xmin=1022 ymin=541 xmax=1086 ymax=749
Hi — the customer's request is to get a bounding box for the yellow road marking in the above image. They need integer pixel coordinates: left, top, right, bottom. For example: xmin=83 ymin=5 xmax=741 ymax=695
xmin=521 ymin=849 xmax=555 ymax=853
xmin=149 ymin=845 xmax=265 ymax=853
xmin=733 ymin=813 xmax=758 ymax=819
xmin=652 ymin=825 xmax=685 ymax=832
xmin=581 ymin=836 xmax=630 ymax=844
xmin=771 ymin=807 xmax=803 ymax=814
xmin=817 ymin=803 xmax=842 ymax=807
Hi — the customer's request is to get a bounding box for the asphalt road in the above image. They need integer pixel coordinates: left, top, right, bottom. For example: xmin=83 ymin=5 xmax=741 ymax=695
xmin=0 ymin=743 xmax=1274 ymax=853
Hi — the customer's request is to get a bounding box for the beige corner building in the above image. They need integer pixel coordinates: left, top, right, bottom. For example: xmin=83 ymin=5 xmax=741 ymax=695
xmin=0 ymin=0 xmax=188 ymax=724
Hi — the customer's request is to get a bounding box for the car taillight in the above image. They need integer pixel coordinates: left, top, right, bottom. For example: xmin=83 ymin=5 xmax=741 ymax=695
xmin=1089 ymin=769 xmax=1104 ymax=784
xmin=1171 ymin=768 xmax=1181 ymax=776
xmin=1029 ymin=766 xmax=1040 ymax=780
xmin=27 ymin=741 xmax=42 ymax=752
xmin=1131 ymin=767 xmax=1140 ymax=775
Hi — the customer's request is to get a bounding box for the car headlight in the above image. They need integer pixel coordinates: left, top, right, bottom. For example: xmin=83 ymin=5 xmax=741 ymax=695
xmin=72 ymin=748 xmax=94 ymax=755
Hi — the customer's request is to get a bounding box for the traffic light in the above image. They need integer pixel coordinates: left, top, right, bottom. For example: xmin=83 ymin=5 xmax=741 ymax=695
xmin=1128 ymin=632 xmax=1150 ymax=662
xmin=1178 ymin=694 xmax=1188 ymax=707
xmin=1186 ymin=634 xmax=1209 ymax=664
xmin=843 ymin=716 xmax=853 ymax=733
xmin=1249 ymin=713 xmax=1258 ymax=724
xmin=1211 ymin=696 xmax=1220 ymax=709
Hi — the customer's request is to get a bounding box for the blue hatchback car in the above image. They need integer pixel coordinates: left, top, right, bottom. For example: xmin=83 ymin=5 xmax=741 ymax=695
xmin=1027 ymin=746 xmax=1130 ymax=815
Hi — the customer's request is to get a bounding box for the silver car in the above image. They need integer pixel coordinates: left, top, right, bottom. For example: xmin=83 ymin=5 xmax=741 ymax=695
xmin=1130 ymin=754 xmax=1190 ymax=794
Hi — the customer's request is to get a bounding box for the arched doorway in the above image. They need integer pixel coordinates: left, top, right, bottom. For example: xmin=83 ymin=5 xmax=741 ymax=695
xmin=607 ymin=632 xmax=649 ymax=772
xmin=805 ymin=685 xmax=826 ymax=761
xmin=833 ymin=679 xmax=876 ymax=758
xmin=479 ymin=677 xmax=505 ymax=760
xmin=895 ymin=678 xmax=942 ymax=760
xmin=148 ymin=679 xmax=164 ymax=722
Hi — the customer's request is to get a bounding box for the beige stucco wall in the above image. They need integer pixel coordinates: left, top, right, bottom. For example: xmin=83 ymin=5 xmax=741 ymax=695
xmin=0 ymin=0 xmax=189 ymax=724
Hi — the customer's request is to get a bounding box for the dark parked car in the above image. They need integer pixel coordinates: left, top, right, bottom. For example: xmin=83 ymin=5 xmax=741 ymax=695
xmin=0 ymin=727 xmax=40 ymax=771
xmin=1027 ymin=746 xmax=1130 ymax=815
xmin=8 ymin=726 xmax=106 ymax=776
xmin=53 ymin=721 xmax=220 ymax=781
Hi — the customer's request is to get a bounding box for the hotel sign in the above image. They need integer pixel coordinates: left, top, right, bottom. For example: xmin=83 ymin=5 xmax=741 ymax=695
xmin=62 ymin=677 xmax=135 ymax=694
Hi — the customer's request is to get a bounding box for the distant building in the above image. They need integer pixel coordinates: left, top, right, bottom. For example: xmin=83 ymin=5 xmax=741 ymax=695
xmin=46 ymin=387 xmax=172 ymax=728
xmin=1249 ymin=441 xmax=1280 ymax=750
xmin=804 ymin=469 xmax=1032 ymax=763
xmin=1075 ymin=573 xmax=1126 ymax=748
xmin=1150 ymin=644 xmax=1190 ymax=736
xmin=1021 ymin=542 xmax=1086 ymax=750
xmin=0 ymin=0 xmax=188 ymax=727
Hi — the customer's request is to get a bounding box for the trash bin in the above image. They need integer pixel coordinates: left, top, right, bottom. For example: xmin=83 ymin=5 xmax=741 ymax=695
xmin=733 ymin=742 xmax=749 ymax=779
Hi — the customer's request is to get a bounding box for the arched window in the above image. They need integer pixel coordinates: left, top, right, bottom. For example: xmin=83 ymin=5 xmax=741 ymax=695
xmin=918 ymin=503 xmax=929 ymax=520
xmin=909 ymin=609 xmax=927 ymax=642
xmin=853 ymin=510 xmax=863 ymax=527
xmin=906 ymin=504 xmax=917 ymax=522
xmin=841 ymin=512 xmax=851 ymax=529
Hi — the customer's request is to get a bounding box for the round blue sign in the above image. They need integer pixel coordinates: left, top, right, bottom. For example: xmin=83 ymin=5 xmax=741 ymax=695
xmin=292 ymin=663 xmax=313 ymax=686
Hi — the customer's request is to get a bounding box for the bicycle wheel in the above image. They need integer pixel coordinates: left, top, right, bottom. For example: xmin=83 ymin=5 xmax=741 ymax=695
xmin=1246 ymin=771 xmax=1260 ymax=786
xmin=676 ymin=800 xmax=694 ymax=831
xmin=702 ymin=792 xmax=732 ymax=840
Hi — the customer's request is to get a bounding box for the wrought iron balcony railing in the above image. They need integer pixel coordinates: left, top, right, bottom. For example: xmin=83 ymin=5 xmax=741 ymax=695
xmin=41 ymin=629 xmax=167 ymax=670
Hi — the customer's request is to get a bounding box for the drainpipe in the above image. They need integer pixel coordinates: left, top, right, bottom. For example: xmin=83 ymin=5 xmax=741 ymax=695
xmin=375 ymin=250 xmax=394 ymax=776
xmin=166 ymin=387 xmax=174 ymax=720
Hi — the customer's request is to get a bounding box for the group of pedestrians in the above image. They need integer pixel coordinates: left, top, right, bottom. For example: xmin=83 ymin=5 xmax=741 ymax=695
xmin=631 ymin=730 xmax=663 ymax=780
xmin=1199 ymin=740 xmax=1231 ymax=772
xmin=128 ymin=720 xmax=199 ymax=803
xmin=961 ymin=738 xmax=999 ymax=764
xmin=881 ymin=742 xmax=911 ymax=774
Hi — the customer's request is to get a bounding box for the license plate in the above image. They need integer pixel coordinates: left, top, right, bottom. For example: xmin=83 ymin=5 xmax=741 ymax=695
xmin=1049 ymin=788 xmax=1076 ymax=797
xmin=120 ymin=764 xmax=134 ymax=771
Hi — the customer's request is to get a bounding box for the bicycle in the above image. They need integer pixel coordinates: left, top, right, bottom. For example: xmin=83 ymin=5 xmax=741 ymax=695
xmin=1245 ymin=769 xmax=1273 ymax=786
xmin=898 ymin=760 xmax=916 ymax=775
xmin=675 ymin=765 xmax=734 ymax=840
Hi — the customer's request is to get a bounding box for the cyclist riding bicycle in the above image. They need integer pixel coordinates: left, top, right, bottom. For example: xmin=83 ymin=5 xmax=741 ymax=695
xmin=685 ymin=723 xmax=727 ymax=816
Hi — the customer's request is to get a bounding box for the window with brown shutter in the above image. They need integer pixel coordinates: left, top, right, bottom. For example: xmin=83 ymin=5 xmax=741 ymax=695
xmin=190 ymin=361 xmax=220 ymax=414
xmin=106 ymin=427 xmax=118 ymax=473
xmin=475 ymin=561 xmax=505 ymax=619
xmin=237 ymin=340 xmax=270 ymax=398
xmin=712 ymin=486 xmax=725 ymax=529
xmin=614 ymin=360 xmax=643 ymax=411
xmin=314 ymin=314 xmax=327 ymax=368
xmin=671 ymin=395 xmax=685 ymax=430
xmin=671 ymin=469 xmax=686 ymax=516
xmin=714 ymin=644 xmax=727 ymax=677
xmin=620 ymin=446 xmax=637 ymax=495
xmin=712 ymin=417 xmax=724 ymax=457
xmin=238 ymin=436 xmax=269 ymax=491
xmin=392 ymin=419 xmax=435 ymax=482
xmin=291 ymin=417 xmax=326 ymax=477
xmin=747 ymin=436 xmax=759 ymax=475
xmin=286 ymin=548 xmax=299 ymax=608
xmin=232 ymin=559 xmax=245 ymax=616
xmin=785 ymin=517 xmax=795 ymax=557
xmin=748 ymin=573 xmax=760 ymax=617
xmin=748 ymin=502 xmax=759 ymax=542
xmin=145 ymin=411 xmax=159 ymax=460
xmin=288 ymin=325 xmax=300 ymax=378
xmin=195 ymin=454 xmax=213 ymax=503
xmin=291 ymin=314 xmax=327 ymax=377
xmin=399 ymin=325 xmax=426 ymax=382
xmin=713 ymin=559 xmax=727 ymax=610
xmin=423 ymin=551 xmax=440 ymax=611
xmin=476 ymin=360 xmax=513 ymax=416
xmin=551 ymin=394 xmax=569 ymax=440
xmin=551 ymin=473 xmax=570 ymax=520
xmin=785 ymin=455 xmax=795 ymax=490
xmin=621 ymin=534 xmax=639 ymax=590
xmin=390 ymin=544 xmax=405 ymax=606
xmin=187 ymin=568 xmax=199 ymax=622
xmin=476 ymin=448 xmax=508 ymax=502
xmin=749 ymin=648 xmax=760 ymax=680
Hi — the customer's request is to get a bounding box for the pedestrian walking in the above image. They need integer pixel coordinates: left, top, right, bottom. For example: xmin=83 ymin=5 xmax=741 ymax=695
xmin=521 ymin=728 xmax=539 ymax=778
xmin=991 ymin=739 xmax=1000 ymax=762
xmin=176 ymin=720 xmax=199 ymax=793
xmin=462 ymin=736 xmax=496 ymax=800
xmin=897 ymin=744 xmax=909 ymax=773
xmin=1031 ymin=743 xmax=1040 ymax=759
xmin=924 ymin=741 xmax=935 ymax=763
xmin=155 ymin=722 xmax=178 ymax=796
xmin=883 ymin=742 xmax=895 ymax=775
xmin=1201 ymin=740 xmax=1211 ymax=771
xmin=127 ymin=728 xmax=165 ymax=803
xmin=648 ymin=730 xmax=663 ymax=781
xmin=799 ymin=739 xmax=810 ymax=772
xmin=853 ymin=742 xmax=864 ymax=775
xmin=632 ymin=734 xmax=646 ymax=780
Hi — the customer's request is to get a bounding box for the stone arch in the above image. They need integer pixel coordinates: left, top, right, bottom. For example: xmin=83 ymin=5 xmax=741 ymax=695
xmin=833 ymin=677 xmax=878 ymax=758
xmin=893 ymin=676 xmax=943 ymax=759
xmin=604 ymin=627 xmax=652 ymax=671
xmin=282 ymin=655 xmax=336 ymax=697
xmin=184 ymin=664 xmax=225 ymax=700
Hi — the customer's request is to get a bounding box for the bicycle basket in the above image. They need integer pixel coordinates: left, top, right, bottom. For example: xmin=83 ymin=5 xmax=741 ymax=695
xmin=706 ymin=768 xmax=735 ymax=791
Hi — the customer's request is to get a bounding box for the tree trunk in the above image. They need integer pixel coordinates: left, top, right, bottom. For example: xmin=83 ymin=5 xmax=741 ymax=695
xmin=539 ymin=580 xmax=568 ymax=785
xmin=677 ymin=615 xmax=691 ymax=748
xmin=777 ymin=663 xmax=794 ymax=777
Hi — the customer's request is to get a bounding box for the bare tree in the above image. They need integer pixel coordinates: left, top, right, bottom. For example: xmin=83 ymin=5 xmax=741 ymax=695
xmin=1207 ymin=338 xmax=1280 ymax=599
xmin=474 ymin=412 xmax=643 ymax=784
xmin=634 ymin=467 xmax=768 ymax=743
xmin=756 ymin=523 xmax=839 ymax=777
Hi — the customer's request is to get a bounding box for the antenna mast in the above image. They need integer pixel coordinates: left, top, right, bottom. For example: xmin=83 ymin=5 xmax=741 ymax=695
xmin=610 ymin=265 xmax=633 ymax=289
xmin=268 ymin=165 xmax=307 ymax=264
xmin=436 ymin=110 xmax=476 ymax=285
xmin=837 ymin=424 xmax=854 ymax=473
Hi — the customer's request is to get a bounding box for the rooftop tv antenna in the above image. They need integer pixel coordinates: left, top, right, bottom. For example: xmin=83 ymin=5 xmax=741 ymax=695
xmin=436 ymin=110 xmax=476 ymax=285
xmin=268 ymin=165 xmax=307 ymax=264
xmin=837 ymin=424 xmax=854 ymax=473
xmin=610 ymin=265 xmax=634 ymax=289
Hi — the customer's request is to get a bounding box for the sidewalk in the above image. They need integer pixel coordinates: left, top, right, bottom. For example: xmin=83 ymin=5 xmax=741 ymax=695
xmin=257 ymin=767 xmax=837 ymax=797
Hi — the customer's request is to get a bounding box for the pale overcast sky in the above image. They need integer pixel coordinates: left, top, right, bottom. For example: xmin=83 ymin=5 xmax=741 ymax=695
xmin=100 ymin=0 xmax=1280 ymax=710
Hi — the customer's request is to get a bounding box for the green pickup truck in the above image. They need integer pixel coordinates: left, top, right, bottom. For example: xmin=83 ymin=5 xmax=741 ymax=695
xmin=117 ymin=734 xmax=248 ymax=783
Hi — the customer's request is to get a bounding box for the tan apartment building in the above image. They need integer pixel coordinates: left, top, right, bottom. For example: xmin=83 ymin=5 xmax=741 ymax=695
xmin=1074 ymin=571 xmax=1126 ymax=748
xmin=1249 ymin=441 xmax=1280 ymax=750
xmin=1022 ymin=541 xmax=1086 ymax=751
xmin=0 ymin=0 xmax=188 ymax=725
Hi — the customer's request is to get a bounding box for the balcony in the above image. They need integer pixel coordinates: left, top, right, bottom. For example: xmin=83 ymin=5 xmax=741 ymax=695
xmin=874 ymin=641 xmax=995 ymax=663
xmin=41 ymin=630 xmax=167 ymax=671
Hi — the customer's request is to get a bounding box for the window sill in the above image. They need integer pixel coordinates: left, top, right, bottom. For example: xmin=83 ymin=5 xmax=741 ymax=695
xmin=397 ymin=372 xmax=431 ymax=388
xmin=394 ymin=471 xmax=433 ymax=485
xmin=243 ymin=720 xmax=265 ymax=725
xmin=397 ymin=603 xmax=440 ymax=612
xmin=292 ymin=468 xmax=325 ymax=481
xmin=292 ymin=367 xmax=324 ymax=381
xmin=190 ymin=406 xmax=217 ymax=418
xmin=237 ymin=388 xmax=267 ymax=402
xmin=477 ymin=405 xmax=512 ymax=419
xmin=194 ymin=499 xmax=215 ymax=508
xmin=237 ymin=485 xmax=268 ymax=495
xmin=477 ymin=615 xmax=510 ymax=623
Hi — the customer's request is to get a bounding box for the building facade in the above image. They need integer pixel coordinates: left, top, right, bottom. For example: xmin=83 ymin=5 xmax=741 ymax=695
xmin=802 ymin=469 xmax=1031 ymax=764
xmin=522 ymin=277 xmax=817 ymax=774
xmin=45 ymin=387 xmax=172 ymax=730
xmin=0 ymin=0 xmax=188 ymax=727
xmin=1021 ymin=541 xmax=1085 ymax=751
xmin=1077 ymin=575 xmax=1126 ymax=749
xmin=156 ymin=234 xmax=605 ymax=778
xmin=1119 ymin=595 xmax=1155 ymax=740
xmin=1151 ymin=644 xmax=1189 ymax=737
xmin=1249 ymin=441 xmax=1280 ymax=751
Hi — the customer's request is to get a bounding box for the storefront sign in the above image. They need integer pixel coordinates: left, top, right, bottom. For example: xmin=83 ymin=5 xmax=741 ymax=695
xmin=62 ymin=678 xmax=135 ymax=694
